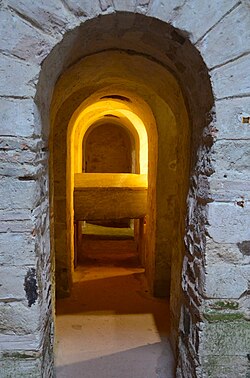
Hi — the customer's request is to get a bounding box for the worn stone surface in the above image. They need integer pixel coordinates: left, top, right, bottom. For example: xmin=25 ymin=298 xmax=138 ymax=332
xmin=0 ymin=233 xmax=36 ymax=266
xmin=214 ymin=97 xmax=250 ymax=140
xmin=207 ymin=202 xmax=250 ymax=244
xmin=211 ymin=54 xmax=250 ymax=99
xmin=0 ymin=301 xmax=40 ymax=335
xmin=0 ymin=54 xmax=39 ymax=97
xmin=211 ymin=140 xmax=250 ymax=181
xmin=0 ymin=1 xmax=249 ymax=378
xmin=0 ymin=8 xmax=54 ymax=64
xmin=60 ymin=0 xmax=101 ymax=17
xmin=149 ymin=0 xmax=239 ymax=43
xmin=205 ymin=262 xmax=250 ymax=298
xmin=113 ymin=0 xmax=137 ymax=12
xmin=0 ymin=98 xmax=36 ymax=137
xmin=206 ymin=237 xmax=250 ymax=265
xmin=0 ymin=355 xmax=41 ymax=378
xmin=0 ymin=178 xmax=40 ymax=210
xmin=202 ymin=355 xmax=250 ymax=378
xmin=198 ymin=3 xmax=250 ymax=69
xmin=202 ymin=319 xmax=250 ymax=356
xmin=6 ymin=0 xmax=78 ymax=38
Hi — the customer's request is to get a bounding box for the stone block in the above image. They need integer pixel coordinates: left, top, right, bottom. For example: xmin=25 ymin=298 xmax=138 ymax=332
xmin=0 ymin=266 xmax=34 ymax=300
xmin=202 ymin=355 xmax=249 ymax=378
xmin=0 ymin=300 xmax=40 ymax=334
xmin=198 ymin=4 xmax=250 ymax=68
xmin=0 ymin=98 xmax=36 ymax=137
xmin=0 ymin=233 xmax=36 ymax=266
xmin=0 ymin=54 xmax=39 ymax=97
xmin=0 ymin=8 xmax=54 ymax=64
xmin=214 ymin=97 xmax=250 ymax=140
xmin=211 ymin=140 xmax=250 ymax=180
xmin=0 ymin=149 xmax=36 ymax=166
xmin=99 ymin=0 xmax=114 ymax=12
xmin=62 ymin=0 xmax=101 ymax=17
xmin=0 ymin=162 xmax=43 ymax=179
xmin=207 ymin=202 xmax=250 ymax=244
xmin=148 ymin=0 xmax=238 ymax=43
xmin=0 ymin=219 xmax=34 ymax=233
xmin=205 ymin=262 xmax=249 ymax=298
xmin=0 ymin=355 xmax=41 ymax=378
xmin=113 ymin=0 xmax=136 ymax=12
xmin=7 ymin=0 xmax=78 ymax=38
xmin=209 ymin=178 xmax=250 ymax=201
xmin=206 ymin=237 xmax=250 ymax=265
xmin=0 ymin=178 xmax=40 ymax=210
xmin=211 ymin=55 xmax=250 ymax=99
xmin=202 ymin=319 xmax=250 ymax=356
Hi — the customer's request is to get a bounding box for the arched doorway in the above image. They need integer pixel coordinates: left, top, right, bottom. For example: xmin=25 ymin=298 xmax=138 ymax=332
xmin=41 ymin=12 xmax=213 ymax=377
xmin=51 ymin=48 xmax=190 ymax=369
xmin=3 ymin=2 xmax=250 ymax=377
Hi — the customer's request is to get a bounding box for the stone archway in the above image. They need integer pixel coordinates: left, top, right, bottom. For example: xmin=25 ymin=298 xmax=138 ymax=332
xmin=47 ymin=19 xmax=208 ymax=375
xmin=1 ymin=3 xmax=249 ymax=378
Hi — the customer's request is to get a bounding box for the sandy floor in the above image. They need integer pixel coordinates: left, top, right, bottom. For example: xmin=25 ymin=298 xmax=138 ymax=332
xmin=55 ymin=238 xmax=175 ymax=378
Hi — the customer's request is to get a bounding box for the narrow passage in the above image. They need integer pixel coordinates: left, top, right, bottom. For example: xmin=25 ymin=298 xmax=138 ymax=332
xmin=55 ymin=225 xmax=175 ymax=378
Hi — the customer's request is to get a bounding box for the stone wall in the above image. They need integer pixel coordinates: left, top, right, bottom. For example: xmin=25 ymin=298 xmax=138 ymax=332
xmin=0 ymin=1 xmax=249 ymax=377
xmin=84 ymin=122 xmax=132 ymax=173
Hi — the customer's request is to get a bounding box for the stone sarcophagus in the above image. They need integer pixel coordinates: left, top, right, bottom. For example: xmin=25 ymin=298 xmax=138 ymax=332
xmin=74 ymin=173 xmax=148 ymax=220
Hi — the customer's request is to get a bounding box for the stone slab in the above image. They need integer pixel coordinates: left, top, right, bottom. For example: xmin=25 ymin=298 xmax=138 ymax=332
xmin=0 ymin=233 xmax=36 ymax=266
xmin=207 ymin=202 xmax=250 ymax=244
xmin=202 ymin=355 xmax=249 ymax=378
xmin=7 ymin=0 xmax=78 ymax=38
xmin=198 ymin=4 xmax=250 ymax=68
xmin=209 ymin=179 xmax=250 ymax=202
xmin=62 ymin=0 xmax=101 ymax=17
xmin=214 ymin=97 xmax=250 ymax=140
xmin=211 ymin=140 xmax=250 ymax=181
xmin=0 ymin=54 xmax=39 ymax=97
xmin=205 ymin=262 xmax=250 ymax=298
xmin=0 ymin=178 xmax=40 ymax=210
xmin=206 ymin=237 xmax=250 ymax=265
xmin=113 ymin=0 xmax=136 ymax=12
xmin=211 ymin=55 xmax=250 ymax=99
xmin=0 ymin=98 xmax=35 ymax=137
xmin=0 ymin=266 xmax=34 ymax=300
xmin=0 ymin=8 xmax=54 ymax=64
xmin=0 ymin=301 xmax=40 ymax=335
xmin=202 ymin=320 xmax=250 ymax=356
xmin=148 ymin=0 xmax=238 ymax=43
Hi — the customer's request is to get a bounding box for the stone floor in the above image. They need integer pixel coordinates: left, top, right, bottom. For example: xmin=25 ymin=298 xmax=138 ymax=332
xmin=55 ymin=233 xmax=175 ymax=378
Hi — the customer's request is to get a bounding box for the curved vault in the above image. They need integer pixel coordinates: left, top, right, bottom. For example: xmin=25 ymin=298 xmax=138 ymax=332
xmin=71 ymin=97 xmax=149 ymax=175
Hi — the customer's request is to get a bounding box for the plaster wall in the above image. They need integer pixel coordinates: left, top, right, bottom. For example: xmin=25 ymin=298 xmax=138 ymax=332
xmin=0 ymin=1 xmax=250 ymax=377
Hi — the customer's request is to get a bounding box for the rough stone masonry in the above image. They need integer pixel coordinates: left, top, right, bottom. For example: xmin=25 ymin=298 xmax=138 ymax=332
xmin=0 ymin=0 xmax=250 ymax=377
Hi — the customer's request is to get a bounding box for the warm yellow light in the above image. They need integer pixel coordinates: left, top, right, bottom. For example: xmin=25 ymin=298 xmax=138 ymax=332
xmin=69 ymin=98 xmax=149 ymax=177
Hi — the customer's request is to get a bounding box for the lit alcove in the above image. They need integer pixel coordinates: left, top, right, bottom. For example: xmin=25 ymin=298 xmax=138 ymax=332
xmin=73 ymin=102 xmax=149 ymax=270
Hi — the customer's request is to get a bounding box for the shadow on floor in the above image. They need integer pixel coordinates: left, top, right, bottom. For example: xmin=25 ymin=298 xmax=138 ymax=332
xmin=55 ymin=237 xmax=175 ymax=377
xmin=56 ymin=342 xmax=175 ymax=378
